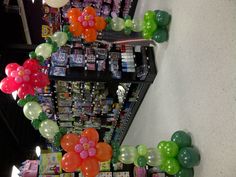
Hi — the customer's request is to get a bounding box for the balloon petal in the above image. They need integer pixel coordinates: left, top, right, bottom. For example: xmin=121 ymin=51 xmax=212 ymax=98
xmin=95 ymin=142 xmax=113 ymax=162
xmin=81 ymin=158 xmax=99 ymax=177
xmin=5 ymin=63 xmax=20 ymax=76
xmin=81 ymin=128 xmax=99 ymax=143
xmin=0 ymin=77 xmax=19 ymax=94
xmin=61 ymin=133 xmax=80 ymax=152
xmin=62 ymin=152 xmax=82 ymax=172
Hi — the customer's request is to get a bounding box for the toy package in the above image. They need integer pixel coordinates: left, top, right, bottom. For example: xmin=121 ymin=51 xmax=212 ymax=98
xmin=97 ymin=172 xmax=112 ymax=177
xmin=39 ymin=152 xmax=62 ymax=175
xmin=19 ymin=160 xmax=38 ymax=177
xmin=113 ymin=172 xmax=130 ymax=177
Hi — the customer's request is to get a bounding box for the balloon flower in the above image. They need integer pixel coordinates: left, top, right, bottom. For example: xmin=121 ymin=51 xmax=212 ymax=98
xmin=0 ymin=59 xmax=49 ymax=99
xmin=67 ymin=7 xmax=106 ymax=42
xmin=61 ymin=128 xmax=112 ymax=177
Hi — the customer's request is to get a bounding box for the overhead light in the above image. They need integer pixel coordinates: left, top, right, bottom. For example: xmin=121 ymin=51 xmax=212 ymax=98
xmin=11 ymin=166 xmax=20 ymax=177
xmin=42 ymin=0 xmax=45 ymax=4
xmin=12 ymin=91 xmax=17 ymax=100
xmin=32 ymin=0 xmax=35 ymax=3
xmin=36 ymin=146 xmax=41 ymax=157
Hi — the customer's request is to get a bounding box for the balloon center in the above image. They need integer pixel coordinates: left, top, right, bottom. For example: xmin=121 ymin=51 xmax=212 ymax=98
xmin=83 ymin=143 xmax=90 ymax=150
xmin=18 ymin=70 xmax=24 ymax=76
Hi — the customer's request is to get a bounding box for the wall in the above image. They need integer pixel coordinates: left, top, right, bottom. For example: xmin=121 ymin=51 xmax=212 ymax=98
xmin=123 ymin=0 xmax=236 ymax=176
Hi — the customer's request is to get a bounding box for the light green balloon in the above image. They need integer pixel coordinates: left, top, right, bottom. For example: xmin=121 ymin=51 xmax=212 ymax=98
xmin=35 ymin=43 xmax=52 ymax=60
xmin=146 ymin=148 xmax=162 ymax=167
xmin=131 ymin=19 xmax=144 ymax=32
xmin=111 ymin=17 xmax=125 ymax=31
xmin=23 ymin=101 xmax=42 ymax=120
xmin=125 ymin=19 xmax=133 ymax=28
xmin=39 ymin=119 xmax=59 ymax=140
xmin=51 ymin=31 xmax=68 ymax=47
xmin=137 ymin=144 xmax=148 ymax=156
xmin=118 ymin=145 xmax=137 ymax=164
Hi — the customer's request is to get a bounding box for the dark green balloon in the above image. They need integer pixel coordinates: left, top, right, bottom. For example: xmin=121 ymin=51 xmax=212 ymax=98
xmin=17 ymin=99 xmax=27 ymax=107
xmin=178 ymin=147 xmax=200 ymax=168
xmin=124 ymin=28 xmax=132 ymax=35
xmin=31 ymin=119 xmax=41 ymax=130
xmin=152 ymin=28 xmax=168 ymax=43
xmin=171 ymin=130 xmax=192 ymax=148
xmin=137 ymin=156 xmax=147 ymax=167
xmin=174 ymin=168 xmax=194 ymax=177
xmin=51 ymin=41 xmax=58 ymax=53
xmin=63 ymin=25 xmax=70 ymax=32
xmin=67 ymin=32 xmax=73 ymax=42
xmin=46 ymin=37 xmax=52 ymax=44
xmin=155 ymin=10 xmax=171 ymax=26
xmin=29 ymin=51 xmax=37 ymax=59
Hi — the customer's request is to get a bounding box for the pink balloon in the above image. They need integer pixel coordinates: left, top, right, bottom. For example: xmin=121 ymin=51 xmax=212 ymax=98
xmin=0 ymin=77 xmax=19 ymax=94
xmin=23 ymin=59 xmax=41 ymax=73
xmin=15 ymin=76 xmax=23 ymax=83
xmin=88 ymin=147 xmax=96 ymax=156
xmin=88 ymin=20 xmax=94 ymax=27
xmin=82 ymin=21 xmax=88 ymax=27
xmin=10 ymin=71 xmax=18 ymax=77
xmin=5 ymin=63 xmax=20 ymax=76
xmin=23 ymin=75 xmax=30 ymax=82
xmin=80 ymin=150 xmax=88 ymax=159
xmin=80 ymin=137 xmax=88 ymax=144
xmin=74 ymin=144 xmax=83 ymax=153
xmin=17 ymin=83 xmax=34 ymax=99
xmin=24 ymin=69 xmax=31 ymax=75
xmin=17 ymin=66 xmax=24 ymax=71
xmin=88 ymin=140 xmax=95 ymax=147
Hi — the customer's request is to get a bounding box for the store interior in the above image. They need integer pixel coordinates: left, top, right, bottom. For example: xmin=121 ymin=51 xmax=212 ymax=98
xmin=0 ymin=0 xmax=236 ymax=177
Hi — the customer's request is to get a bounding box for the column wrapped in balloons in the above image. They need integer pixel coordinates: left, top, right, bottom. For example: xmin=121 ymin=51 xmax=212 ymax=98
xmin=60 ymin=128 xmax=113 ymax=177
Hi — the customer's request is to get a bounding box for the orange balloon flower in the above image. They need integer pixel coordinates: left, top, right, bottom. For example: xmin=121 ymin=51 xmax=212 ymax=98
xmin=67 ymin=6 xmax=106 ymax=42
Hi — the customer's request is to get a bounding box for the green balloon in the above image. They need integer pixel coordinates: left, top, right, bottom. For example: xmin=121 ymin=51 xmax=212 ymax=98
xmin=131 ymin=19 xmax=144 ymax=32
xmin=152 ymin=28 xmax=168 ymax=43
xmin=137 ymin=156 xmax=147 ymax=167
xmin=142 ymin=30 xmax=153 ymax=39
xmin=125 ymin=19 xmax=133 ymax=28
xmin=39 ymin=119 xmax=59 ymax=140
xmin=124 ymin=28 xmax=132 ymax=35
xmin=51 ymin=31 xmax=68 ymax=47
xmin=31 ymin=119 xmax=41 ymax=130
xmin=164 ymin=158 xmax=181 ymax=175
xmin=23 ymin=101 xmax=42 ymax=120
xmin=35 ymin=43 xmax=52 ymax=60
xmin=157 ymin=141 xmax=167 ymax=153
xmin=171 ymin=130 xmax=192 ymax=148
xmin=144 ymin=20 xmax=157 ymax=33
xmin=118 ymin=145 xmax=137 ymax=164
xmin=29 ymin=51 xmax=37 ymax=59
xmin=155 ymin=10 xmax=171 ymax=27
xmin=146 ymin=148 xmax=162 ymax=166
xmin=174 ymin=168 xmax=194 ymax=177
xmin=162 ymin=141 xmax=179 ymax=158
xmin=144 ymin=10 xmax=156 ymax=21
xmin=111 ymin=17 xmax=125 ymax=31
xmin=51 ymin=41 xmax=58 ymax=53
xmin=178 ymin=147 xmax=200 ymax=168
xmin=137 ymin=144 xmax=148 ymax=156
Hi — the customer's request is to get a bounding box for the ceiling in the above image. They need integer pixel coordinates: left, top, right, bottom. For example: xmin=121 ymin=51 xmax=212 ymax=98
xmin=0 ymin=0 xmax=46 ymax=176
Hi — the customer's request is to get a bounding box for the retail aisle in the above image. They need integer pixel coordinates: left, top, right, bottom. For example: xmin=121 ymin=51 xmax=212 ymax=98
xmin=123 ymin=0 xmax=236 ymax=177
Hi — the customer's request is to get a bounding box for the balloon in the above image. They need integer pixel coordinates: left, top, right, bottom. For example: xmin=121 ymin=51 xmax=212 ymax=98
xmin=95 ymin=142 xmax=113 ymax=162
xmin=125 ymin=19 xmax=132 ymax=28
xmin=94 ymin=17 xmax=106 ymax=31
xmin=69 ymin=22 xmax=84 ymax=37
xmin=23 ymin=101 xmax=42 ymax=120
xmin=81 ymin=158 xmax=99 ymax=177
xmin=137 ymin=156 xmax=147 ymax=167
xmin=51 ymin=32 xmax=68 ymax=47
xmin=152 ymin=28 xmax=168 ymax=43
xmin=178 ymin=147 xmax=200 ymax=168
xmin=83 ymin=28 xmax=97 ymax=42
xmin=39 ymin=119 xmax=59 ymax=139
xmin=45 ymin=0 xmax=69 ymax=8
xmin=146 ymin=148 xmax=162 ymax=166
xmin=61 ymin=133 xmax=80 ymax=152
xmin=155 ymin=10 xmax=171 ymax=26
xmin=81 ymin=128 xmax=99 ymax=143
xmin=17 ymin=83 xmax=35 ymax=99
xmin=83 ymin=6 xmax=96 ymax=17
xmin=144 ymin=10 xmax=156 ymax=21
xmin=23 ymin=59 xmax=41 ymax=73
xmin=144 ymin=20 xmax=157 ymax=33
xmin=30 ymin=73 xmax=49 ymax=88
xmin=163 ymin=158 xmax=181 ymax=175
xmin=174 ymin=168 xmax=194 ymax=177
xmin=157 ymin=141 xmax=167 ymax=153
xmin=67 ymin=8 xmax=82 ymax=23
xmin=111 ymin=17 xmax=125 ymax=31
xmin=137 ymin=144 xmax=148 ymax=156
xmin=131 ymin=19 xmax=144 ymax=32
xmin=162 ymin=141 xmax=179 ymax=158
xmin=124 ymin=28 xmax=132 ymax=35
xmin=5 ymin=63 xmax=20 ymax=76
xmin=0 ymin=77 xmax=19 ymax=94
xmin=61 ymin=152 xmax=82 ymax=172
xmin=35 ymin=43 xmax=52 ymax=60
xmin=142 ymin=29 xmax=153 ymax=39
xmin=171 ymin=130 xmax=192 ymax=148
xmin=118 ymin=145 xmax=137 ymax=164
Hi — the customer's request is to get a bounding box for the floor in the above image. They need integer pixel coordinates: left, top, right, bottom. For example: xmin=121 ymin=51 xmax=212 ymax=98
xmin=123 ymin=0 xmax=236 ymax=176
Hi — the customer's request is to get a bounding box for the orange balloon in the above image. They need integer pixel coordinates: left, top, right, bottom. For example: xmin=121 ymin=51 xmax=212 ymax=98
xmin=81 ymin=158 xmax=99 ymax=177
xmin=61 ymin=152 xmax=82 ymax=172
xmin=81 ymin=127 xmax=99 ymax=143
xmin=69 ymin=22 xmax=84 ymax=37
xmin=95 ymin=142 xmax=113 ymax=162
xmin=67 ymin=8 xmax=81 ymax=23
xmin=83 ymin=6 xmax=96 ymax=16
xmin=61 ymin=133 xmax=80 ymax=152
xmin=94 ymin=17 xmax=106 ymax=31
xmin=83 ymin=28 xmax=97 ymax=43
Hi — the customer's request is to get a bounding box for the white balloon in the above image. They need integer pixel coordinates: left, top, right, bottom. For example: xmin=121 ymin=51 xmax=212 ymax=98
xmin=45 ymin=0 xmax=69 ymax=8
xmin=39 ymin=119 xmax=59 ymax=140
xmin=35 ymin=43 xmax=52 ymax=60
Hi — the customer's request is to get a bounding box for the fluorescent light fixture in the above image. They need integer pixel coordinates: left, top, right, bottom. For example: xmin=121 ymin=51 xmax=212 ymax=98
xmin=42 ymin=0 xmax=45 ymax=4
xmin=12 ymin=91 xmax=17 ymax=100
xmin=36 ymin=146 xmax=41 ymax=157
xmin=32 ymin=0 xmax=35 ymax=3
xmin=11 ymin=166 xmax=20 ymax=177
